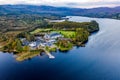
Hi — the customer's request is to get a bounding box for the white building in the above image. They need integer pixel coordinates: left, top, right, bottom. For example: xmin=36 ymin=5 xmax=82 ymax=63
xmin=29 ymin=42 xmax=37 ymax=48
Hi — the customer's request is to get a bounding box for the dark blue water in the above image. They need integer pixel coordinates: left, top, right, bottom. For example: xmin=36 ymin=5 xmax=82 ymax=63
xmin=0 ymin=16 xmax=120 ymax=80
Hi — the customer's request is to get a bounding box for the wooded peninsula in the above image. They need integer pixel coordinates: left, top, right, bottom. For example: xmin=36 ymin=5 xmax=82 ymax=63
xmin=0 ymin=15 xmax=99 ymax=61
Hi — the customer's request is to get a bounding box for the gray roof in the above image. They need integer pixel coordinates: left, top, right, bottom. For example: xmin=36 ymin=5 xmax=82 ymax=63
xmin=49 ymin=32 xmax=61 ymax=37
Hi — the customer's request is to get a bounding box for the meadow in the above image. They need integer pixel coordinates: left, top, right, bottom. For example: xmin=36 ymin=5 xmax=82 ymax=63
xmin=31 ymin=28 xmax=76 ymax=38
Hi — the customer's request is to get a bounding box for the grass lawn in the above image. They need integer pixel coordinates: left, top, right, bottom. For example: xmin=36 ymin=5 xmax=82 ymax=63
xmin=52 ymin=30 xmax=76 ymax=38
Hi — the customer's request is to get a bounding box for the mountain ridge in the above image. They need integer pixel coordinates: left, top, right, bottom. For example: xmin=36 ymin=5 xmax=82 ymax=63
xmin=0 ymin=5 xmax=120 ymax=19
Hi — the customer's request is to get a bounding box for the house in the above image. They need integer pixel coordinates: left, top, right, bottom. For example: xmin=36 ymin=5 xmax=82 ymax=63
xmin=20 ymin=38 xmax=26 ymax=41
xmin=22 ymin=40 xmax=29 ymax=46
xmin=20 ymin=38 xmax=29 ymax=46
xmin=40 ymin=43 xmax=46 ymax=47
xmin=35 ymin=36 xmax=42 ymax=41
xmin=29 ymin=42 xmax=37 ymax=48
xmin=46 ymin=42 xmax=53 ymax=47
xmin=44 ymin=33 xmax=50 ymax=39
xmin=48 ymin=39 xmax=56 ymax=43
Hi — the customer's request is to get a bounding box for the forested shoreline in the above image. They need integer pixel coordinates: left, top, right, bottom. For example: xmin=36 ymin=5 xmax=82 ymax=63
xmin=0 ymin=14 xmax=99 ymax=61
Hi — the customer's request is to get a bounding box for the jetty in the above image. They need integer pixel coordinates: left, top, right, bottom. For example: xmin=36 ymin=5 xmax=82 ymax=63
xmin=42 ymin=48 xmax=55 ymax=59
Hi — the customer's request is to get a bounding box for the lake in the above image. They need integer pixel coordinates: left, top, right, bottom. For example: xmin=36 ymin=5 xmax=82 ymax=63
xmin=0 ymin=16 xmax=120 ymax=80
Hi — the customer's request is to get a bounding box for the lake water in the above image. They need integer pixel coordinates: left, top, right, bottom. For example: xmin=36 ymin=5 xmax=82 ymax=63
xmin=0 ymin=16 xmax=120 ymax=80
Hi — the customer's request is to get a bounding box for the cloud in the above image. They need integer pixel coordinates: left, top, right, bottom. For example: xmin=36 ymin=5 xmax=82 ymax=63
xmin=0 ymin=0 xmax=119 ymax=8
xmin=65 ymin=1 xmax=120 ymax=8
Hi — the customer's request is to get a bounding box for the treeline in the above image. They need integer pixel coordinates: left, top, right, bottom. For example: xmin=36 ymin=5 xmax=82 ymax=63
xmin=17 ymin=32 xmax=35 ymax=41
xmin=111 ymin=13 xmax=120 ymax=19
xmin=53 ymin=21 xmax=99 ymax=33
xmin=2 ymin=38 xmax=32 ymax=53
xmin=0 ymin=14 xmax=61 ymax=32
xmin=81 ymin=13 xmax=120 ymax=20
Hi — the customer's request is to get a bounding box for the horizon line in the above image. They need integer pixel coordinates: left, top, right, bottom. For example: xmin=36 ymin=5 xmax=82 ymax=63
xmin=0 ymin=4 xmax=119 ymax=9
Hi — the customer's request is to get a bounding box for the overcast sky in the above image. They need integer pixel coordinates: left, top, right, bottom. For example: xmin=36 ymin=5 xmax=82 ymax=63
xmin=0 ymin=0 xmax=120 ymax=8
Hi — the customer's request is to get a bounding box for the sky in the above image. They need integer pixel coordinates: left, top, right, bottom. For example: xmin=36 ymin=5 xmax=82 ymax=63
xmin=0 ymin=0 xmax=120 ymax=8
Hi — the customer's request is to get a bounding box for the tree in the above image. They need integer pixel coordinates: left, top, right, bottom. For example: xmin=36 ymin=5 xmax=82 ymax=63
xmin=11 ymin=41 xmax=17 ymax=51
xmin=17 ymin=32 xmax=35 ymax=41
xmin=23 ymin=46 xmax=30 ymax=52
xmin=15 ymin=39 xmax=23 ymax=52
xmin=76 ymin=28 xmax=89 ymax=43
xmin=56 ymin=40 xmax=73 ymax=51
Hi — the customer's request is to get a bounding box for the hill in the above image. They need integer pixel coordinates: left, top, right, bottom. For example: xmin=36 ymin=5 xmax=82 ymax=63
xmin=0 ymin=5 xmax=120 ymax=19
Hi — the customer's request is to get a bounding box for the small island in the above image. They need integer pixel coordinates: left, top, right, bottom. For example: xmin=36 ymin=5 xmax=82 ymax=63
xmin=0 ymin=15 xmax=99 ymax=61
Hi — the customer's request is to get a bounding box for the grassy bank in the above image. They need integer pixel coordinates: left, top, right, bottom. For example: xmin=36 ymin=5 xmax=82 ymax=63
xmin=16 ymin=49 xmax=44 ymax=61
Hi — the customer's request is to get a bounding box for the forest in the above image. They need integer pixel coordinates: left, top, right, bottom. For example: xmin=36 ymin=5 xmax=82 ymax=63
xmin=53 ymin=20 xmax=99 ymax=33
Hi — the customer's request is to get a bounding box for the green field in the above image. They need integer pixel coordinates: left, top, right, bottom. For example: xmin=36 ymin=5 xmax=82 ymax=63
xmin=52 ymin=30 xmax=76 ymax=38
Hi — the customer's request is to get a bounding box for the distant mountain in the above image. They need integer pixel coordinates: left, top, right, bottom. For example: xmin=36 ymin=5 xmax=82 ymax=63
xmin=0 ymin=5 xmax=120 ymax=19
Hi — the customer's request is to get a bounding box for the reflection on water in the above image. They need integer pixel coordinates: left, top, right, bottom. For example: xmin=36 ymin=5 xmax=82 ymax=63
xmin=0 ymin=16 xmax=120 ymax=80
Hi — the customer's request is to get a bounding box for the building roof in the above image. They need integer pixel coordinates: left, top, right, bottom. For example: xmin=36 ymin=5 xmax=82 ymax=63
xmin=49 ymin=32 xmax=61 ymax=37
